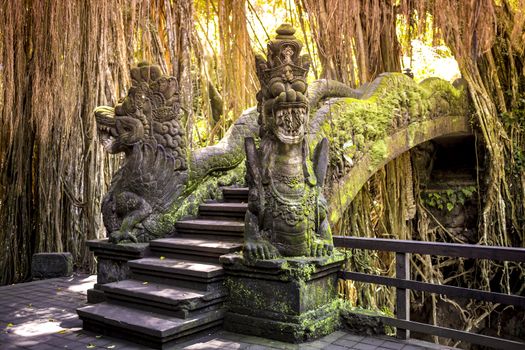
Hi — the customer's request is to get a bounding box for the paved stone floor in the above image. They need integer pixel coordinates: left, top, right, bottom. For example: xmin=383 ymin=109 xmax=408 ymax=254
xmin=0 ymin=274 xmax=453 ymax=350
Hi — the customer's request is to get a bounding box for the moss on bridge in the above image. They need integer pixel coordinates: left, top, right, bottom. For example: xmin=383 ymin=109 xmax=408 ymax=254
xmin=319 ymin=73 xmax=468 ymax=178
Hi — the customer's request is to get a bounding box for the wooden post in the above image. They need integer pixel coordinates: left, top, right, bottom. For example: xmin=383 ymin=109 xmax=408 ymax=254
xmin=396 ymin=252 xmax=410 ymax=339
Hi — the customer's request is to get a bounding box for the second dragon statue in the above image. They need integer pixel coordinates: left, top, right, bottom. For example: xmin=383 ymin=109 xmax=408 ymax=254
xmin=243 ymin=24 xmax=334 ymax=260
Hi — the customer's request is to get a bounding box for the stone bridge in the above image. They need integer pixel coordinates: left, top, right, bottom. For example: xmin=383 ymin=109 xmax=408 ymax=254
xmin=326 ymin=113 xmax=471 ymax=224
xmin=182 ymin=72 xmax=471 ymax=227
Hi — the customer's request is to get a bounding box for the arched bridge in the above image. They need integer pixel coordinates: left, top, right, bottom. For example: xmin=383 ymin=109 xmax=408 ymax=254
xmin=172 ymin=73 xmax=471 ymax=227
xmin=327 ymin=113 xmax=471 ymax=224
xmin=304 ymin=73 xmax=472 ymax=225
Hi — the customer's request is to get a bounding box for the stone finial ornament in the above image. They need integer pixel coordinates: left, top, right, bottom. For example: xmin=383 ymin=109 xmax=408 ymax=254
xmin=95 ymin=63 xmax=188 ymax=243
xmin=244 ymin=24 xmax=333 ymax=260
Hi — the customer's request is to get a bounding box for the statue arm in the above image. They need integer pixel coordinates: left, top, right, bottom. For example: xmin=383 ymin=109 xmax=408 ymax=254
xmin=243 ymin=137 xmax=279 ymax=260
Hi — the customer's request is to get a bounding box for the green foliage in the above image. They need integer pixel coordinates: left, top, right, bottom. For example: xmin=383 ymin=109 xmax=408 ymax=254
xmin=324 ymin=74 xmax=430 ymax=171
xmin=423 ymin=186 xmax=476 ymax=212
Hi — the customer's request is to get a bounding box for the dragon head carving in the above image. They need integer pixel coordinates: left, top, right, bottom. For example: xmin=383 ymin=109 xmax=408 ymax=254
xmin=96 ymin=108 xmax=144 ymax=154
xmin=255 ymin=24 xmax=310 ymax=145
xmin=95 ymin=63 xmax=187 ymax=169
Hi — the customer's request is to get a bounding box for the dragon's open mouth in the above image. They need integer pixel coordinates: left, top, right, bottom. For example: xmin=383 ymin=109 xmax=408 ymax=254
xmin=95 ymin=107 xmax=121 ymax=153
xmin=98 ymin=124 xmax=119 ymax=152
xmin=274 ymin=103 xmax=307 ymax=144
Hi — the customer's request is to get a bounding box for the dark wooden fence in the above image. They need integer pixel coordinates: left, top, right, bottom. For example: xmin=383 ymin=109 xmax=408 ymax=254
xmin=333 ymin=236 xmax=525 ymax=350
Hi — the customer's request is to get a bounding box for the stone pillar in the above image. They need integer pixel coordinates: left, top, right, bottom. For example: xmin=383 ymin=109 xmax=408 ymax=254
xmin=221 ymin=253 xmax=345 ymax=343
xmin=86 ymin=239 xmax=148 ymax=303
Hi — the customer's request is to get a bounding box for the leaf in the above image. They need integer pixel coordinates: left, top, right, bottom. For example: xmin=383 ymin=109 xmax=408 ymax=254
xmin=57 ymin=329 xmax=68 ymax=334
xmin=142 ymin=281 xmax=148 ymax=285
xmin=447 ymin=202 xmax=454 ymax=211
xmin=159 ymin=256 xmax=166 ymax=260
xmin=86 ymin=344 xmax=96 ymax=349
xmin=461 ymin=188 xmax=471 ymax=196
xmin=96 ymin=335 xmax=102 ymax=339
xmin=6 ymin=323 xmax=13 ymax=327
xmin=107 ymin=346 xmax=116 ymax=349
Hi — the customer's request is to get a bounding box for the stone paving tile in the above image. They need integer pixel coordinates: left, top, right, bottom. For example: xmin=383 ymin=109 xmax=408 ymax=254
xmin=333 ymin=338 xmax=358 ymax=348
xmin=380 ymin=340 xmax=405 ymax=350
xmin=1 ymin=275 xmax=449 ymax=350
xmin=352 ymin=342 xmax=381 ymax=350
xmin=341 ymin=334 xmax=365 ymax=343
xmin=321 ymin=344 xmax=347 ymax=350
xmin=360 ymin=337 xmax=386 ymax=346
xmin=322 ymin=331 xmax=347 ymax=343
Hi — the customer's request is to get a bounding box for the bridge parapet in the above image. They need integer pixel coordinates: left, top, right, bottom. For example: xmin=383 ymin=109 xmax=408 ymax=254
xmin=308 ymin=73 xmax=471 ymax=225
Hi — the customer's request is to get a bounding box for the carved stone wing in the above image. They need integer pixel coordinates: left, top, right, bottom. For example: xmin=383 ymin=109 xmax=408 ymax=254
xmin=313 ymin=137 xmax=329 ymax=187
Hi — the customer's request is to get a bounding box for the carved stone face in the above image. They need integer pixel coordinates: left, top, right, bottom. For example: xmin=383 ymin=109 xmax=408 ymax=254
xmin=95 ymin=64 xmax=184 ymax=162
xmin=96 ymin=112 xmax=144 ymax=154
xmin=273 ymin=103 xmax=307 ymax=144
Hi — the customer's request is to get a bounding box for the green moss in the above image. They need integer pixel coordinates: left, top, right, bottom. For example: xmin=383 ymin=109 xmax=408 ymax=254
xmin=419 ymin=77 xmax=468 ymax=117
xmin=322 ymin=74 xmax=430 ymax=171
xmin=225 ymin=278 xmax=267 ymax=310
xmin=299 ymin=298 xmax=342 ymax=338
xmin=320 ymin=74 xmax=469 ymax=178
xmin=369 ymin=140 xmax=388 ymax=166
xmin=154 ymin=161 xmax=246 ymax=233
xmin=288 ymin=263 xmax=316 ymax=281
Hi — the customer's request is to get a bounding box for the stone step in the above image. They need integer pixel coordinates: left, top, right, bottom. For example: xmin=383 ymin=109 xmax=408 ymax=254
xmin=100 ymin=279 xmax=226 ymax=318
xmin=77 ymin=302 xmax=224 ymax=349
xmin=199 ymin=202 xmax=248 ymax=219
xmin=129 ymin=257 xmax=224 ymax=291
xmin=221 ymin=187 xmax=249 ymax=202
xmin=175 ymin=218 xmax=244 ymax=238
xmin=150 ymin=237 xmax=242 ymax=263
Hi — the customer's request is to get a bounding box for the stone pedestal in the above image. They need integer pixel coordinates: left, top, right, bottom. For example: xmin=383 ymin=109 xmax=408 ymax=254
xmin=86 ymin=239 xmax=149 ymax=303
xmin=32 ymin=252 xmax=73 ymax=279
xmin=221 ymin=252 xmax=345 ymax=343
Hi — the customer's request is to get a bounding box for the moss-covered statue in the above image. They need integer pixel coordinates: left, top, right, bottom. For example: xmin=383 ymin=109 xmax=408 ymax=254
xmin=95 ymin=63 xmax=189 ymax=243
xmin=244 ymin=24 xmax=333 ymax=260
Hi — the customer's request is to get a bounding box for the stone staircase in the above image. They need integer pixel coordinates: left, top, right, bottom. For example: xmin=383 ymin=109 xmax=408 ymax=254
xmin=77 ymin=187 xmax=248 ymax=349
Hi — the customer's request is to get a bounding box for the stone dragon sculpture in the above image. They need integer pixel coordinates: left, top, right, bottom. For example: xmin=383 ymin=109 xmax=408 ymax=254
xmin=243 ymin=24 xmax=334 ymax=260
xmin=95 ymin=63 xmax=189 ymax=243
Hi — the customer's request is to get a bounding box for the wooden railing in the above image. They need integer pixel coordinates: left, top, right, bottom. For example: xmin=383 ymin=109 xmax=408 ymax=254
xmin=333 ymin=236 xmax=525 ymax=350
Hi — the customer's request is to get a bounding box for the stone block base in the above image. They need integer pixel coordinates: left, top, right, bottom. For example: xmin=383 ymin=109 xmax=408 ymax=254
xmin=31 ymin=252 xmax=73 ymax=279
xmin=86 ymin=239 xmax=148 ymax=303
xmin=87 ymin=285 xmax=106 ymax=304
xmin=221 ymin=252 xmax=345 ymax=343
